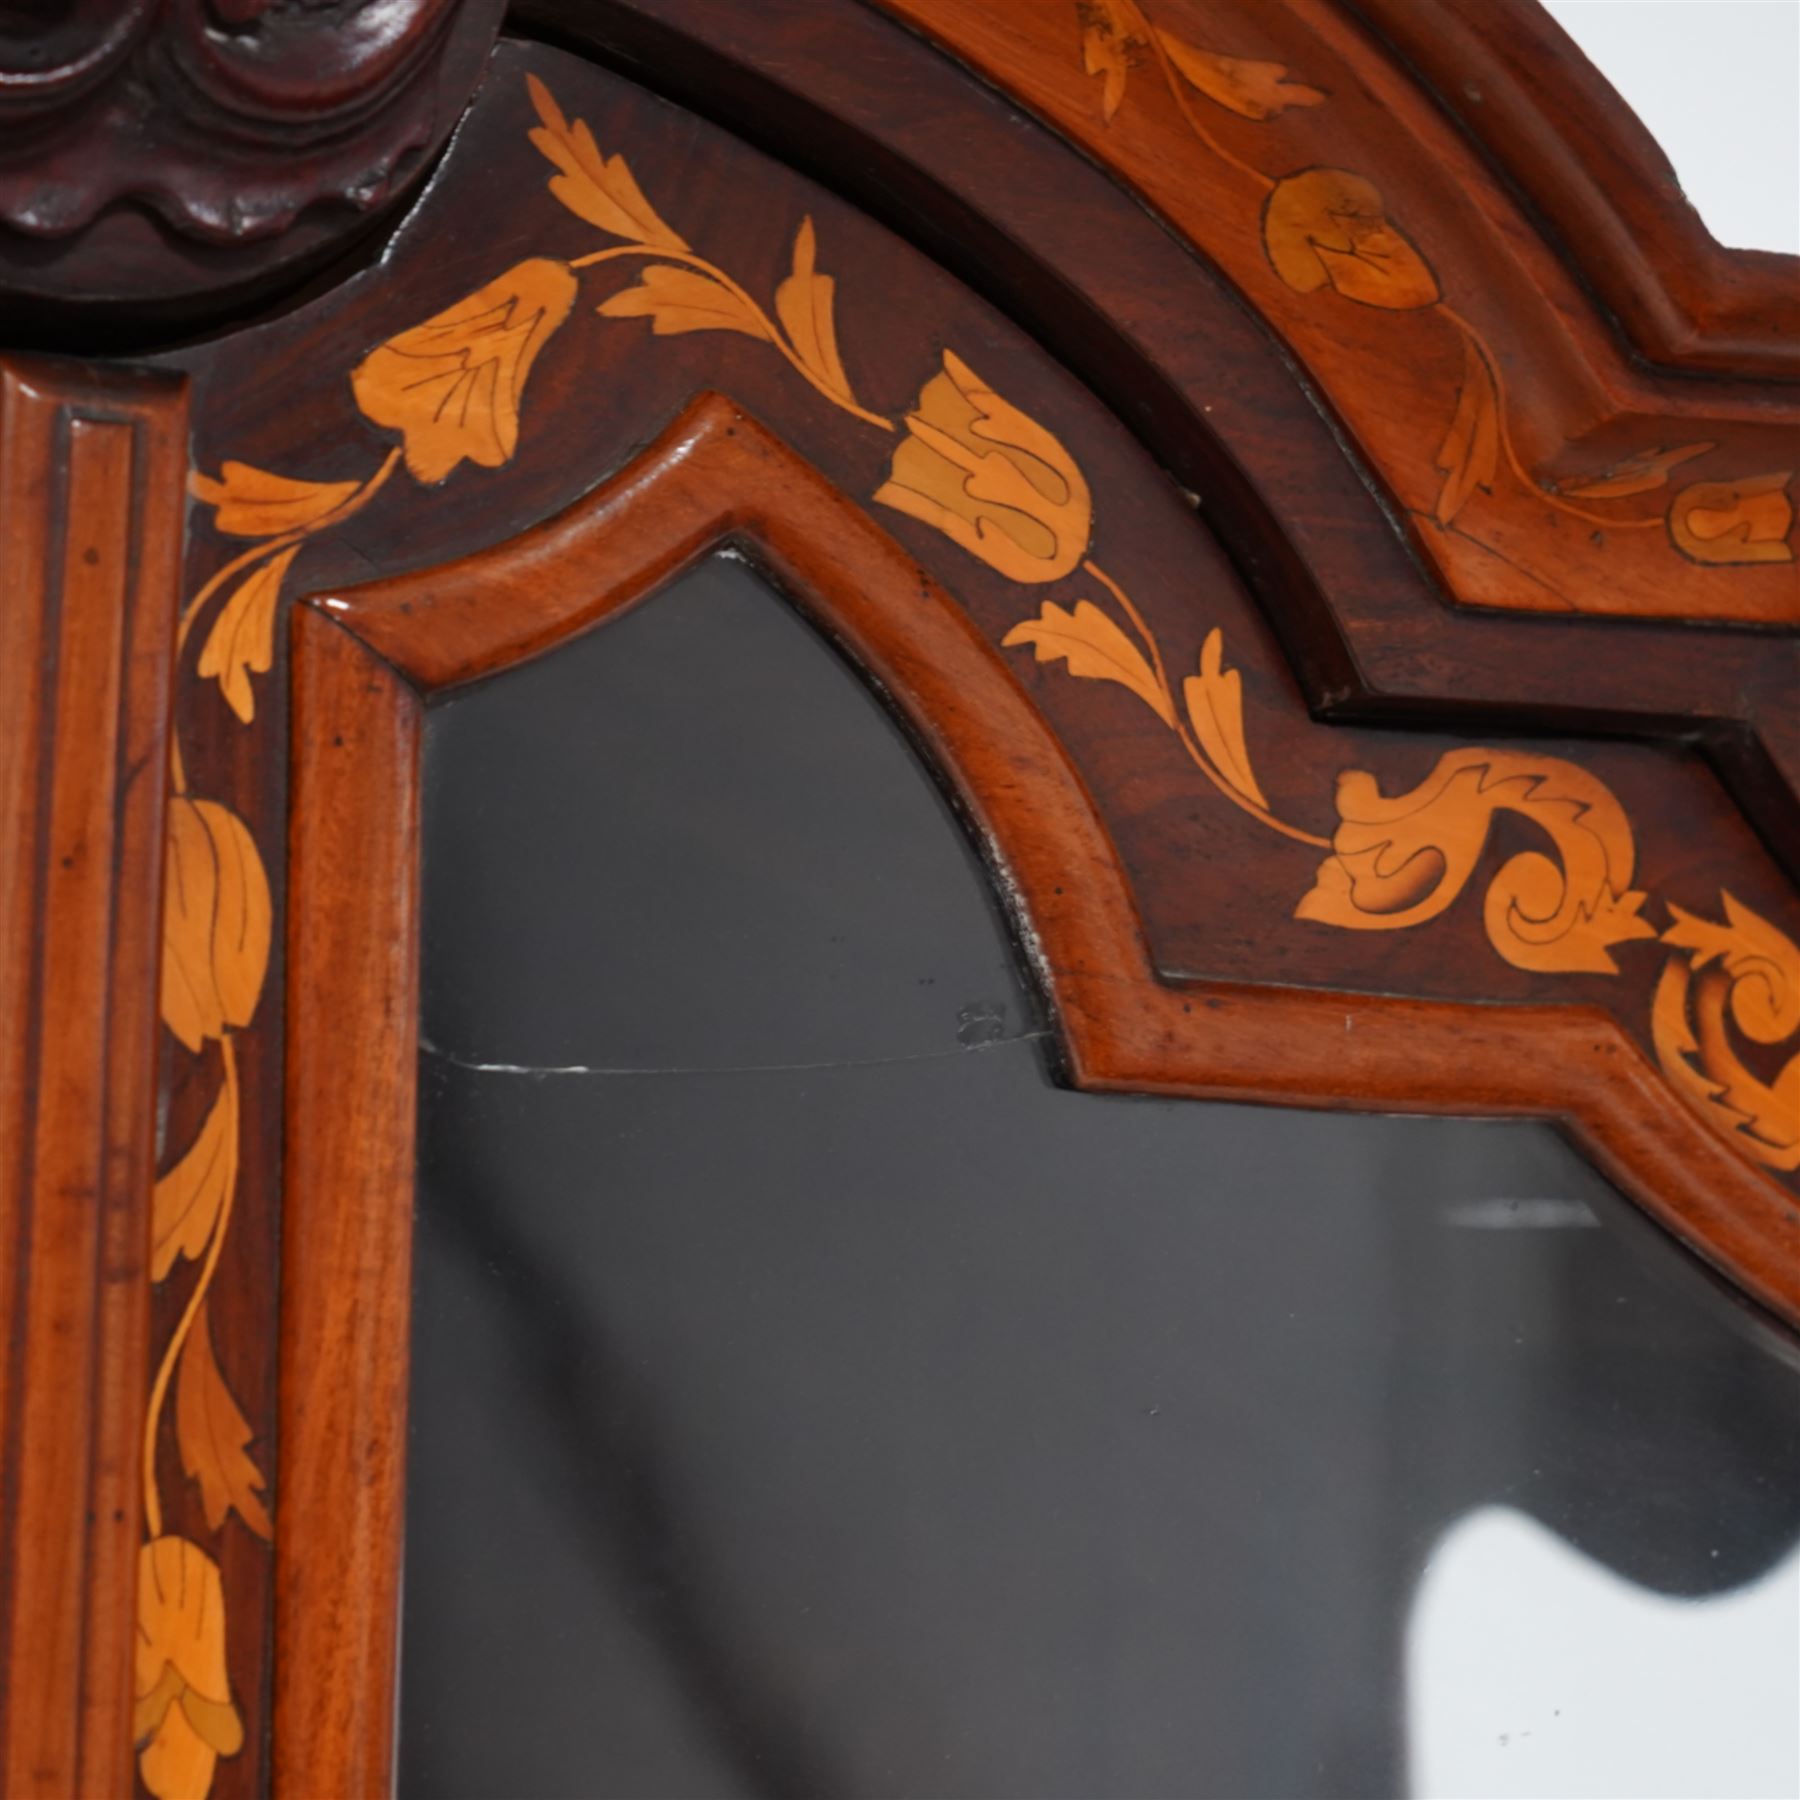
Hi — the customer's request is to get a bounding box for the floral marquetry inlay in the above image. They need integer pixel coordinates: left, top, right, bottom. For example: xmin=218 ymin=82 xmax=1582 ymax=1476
xmin=1261 ymin=169 xmax=1441 ymax=312
xmin=1297 ymin=749 xmax=1657 ymax=976
xmin=1069 ymin=0 xmax=1796 ymax=596
xmin=152 ymin=63 xmax=1800 ymax=1800
xmin=351 ymin=258 xmax=580 ymax=484
xmin=1655 ymin=895 xmax=1800 ymax=1172
xmin=134 ymin=1538 xmax=243 ymax=1800
xmin=878 ymin=351 xmax=1091 ymax=584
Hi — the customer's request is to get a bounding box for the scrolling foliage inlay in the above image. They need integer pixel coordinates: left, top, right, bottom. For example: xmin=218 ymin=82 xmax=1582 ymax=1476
xmin=154 ymin=68 xmax=1800 ymax=1798
xmin=1656 ymin=895 xmax=1800 ymax=1172
xmin=1295 ymin=750 xmax=1658 ymax=975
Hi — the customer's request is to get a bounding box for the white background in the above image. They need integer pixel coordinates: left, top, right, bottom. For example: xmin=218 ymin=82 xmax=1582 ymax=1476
xmin=1543 ymin=0 xmax=1800 ymax=251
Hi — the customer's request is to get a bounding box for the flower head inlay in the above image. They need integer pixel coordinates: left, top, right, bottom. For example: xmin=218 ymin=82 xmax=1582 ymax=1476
xmin=351 ymin=257 xmax=579 ymax=484
xmin=1262 ymin=168 xmax=1440 ymax=310
xmin=160 ymin=797 xmax=272 ymax=1055
xmin=877 ymin=350 xmax=1091 ymax=582
xmin=134 ymin=1537 xmax=244 ymax=1800
xmin=1669 ymin=473 xmax=1795 ymax=566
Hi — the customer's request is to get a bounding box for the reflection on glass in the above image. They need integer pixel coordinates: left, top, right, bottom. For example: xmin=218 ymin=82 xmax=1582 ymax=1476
xmin=1410 ymin=1508 xmax=1799 ymax=1799
xmin=401 ymin=555 xmax=1800 ymax=1799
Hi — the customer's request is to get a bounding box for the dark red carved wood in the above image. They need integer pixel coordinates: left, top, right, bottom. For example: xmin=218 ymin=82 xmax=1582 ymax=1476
xmin=0 ymin=0 xmax=504 ymax=342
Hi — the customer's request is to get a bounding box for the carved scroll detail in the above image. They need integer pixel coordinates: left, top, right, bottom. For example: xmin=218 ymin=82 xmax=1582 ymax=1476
xmin=0 ymin=0 xmax=475 ymax=244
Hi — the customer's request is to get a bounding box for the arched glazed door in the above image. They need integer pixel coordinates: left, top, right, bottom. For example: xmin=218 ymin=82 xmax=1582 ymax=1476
xmin=0 ymin=6 xmax=1794 ymax=1797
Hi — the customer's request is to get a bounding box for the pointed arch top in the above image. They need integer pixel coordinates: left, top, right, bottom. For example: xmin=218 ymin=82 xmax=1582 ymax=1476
xmin=276 ymin=392 xmax=1800 ymax=1791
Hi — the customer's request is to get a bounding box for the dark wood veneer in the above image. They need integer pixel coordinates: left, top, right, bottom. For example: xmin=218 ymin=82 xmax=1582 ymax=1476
xmin=521 ymin=0 xmax=1800 ymax=872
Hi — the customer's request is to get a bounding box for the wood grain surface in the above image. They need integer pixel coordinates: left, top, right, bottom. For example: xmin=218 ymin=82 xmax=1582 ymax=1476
xmin=856 ymin=0 xmax=1798 ymax=625
xmin=276 ymin=613 xmax=422 ymax=1800
xmin=280 ymin=390 xmax=1800 ymax=1793
xmin=0 ymin=10 xmax=1792 ymax=1794
xmin=0 ymin=357 xmax=186 ymax=1798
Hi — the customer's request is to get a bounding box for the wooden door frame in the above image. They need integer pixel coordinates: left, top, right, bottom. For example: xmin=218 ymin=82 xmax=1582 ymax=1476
xmin=0 ymin=4 xmax=1795 ymax=1795
xmin=276 ymin=393 xmax=1800 ymax=1794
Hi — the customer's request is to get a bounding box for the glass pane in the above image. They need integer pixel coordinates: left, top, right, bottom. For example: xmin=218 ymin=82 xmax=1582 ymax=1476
xmin=400 ymin=555 xmax=1800 ymax=1800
